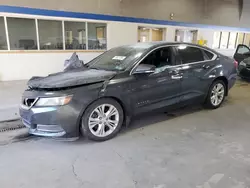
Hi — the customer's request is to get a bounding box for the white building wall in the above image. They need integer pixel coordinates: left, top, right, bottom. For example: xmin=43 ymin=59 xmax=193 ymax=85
xmin=0 ymin=10 xmax=244 ymax=81
xmin=107 ymin=22 xmax=137 ymax=49
xmin=165 ymin=27 xmax=175 ymax=42
xmin=0 ymin=52 xmax=101 ymax=81
xmin=197 ymin=29 xmax=214 ymax=48
xmin=198 ymin=29 xmax=236 ymax=57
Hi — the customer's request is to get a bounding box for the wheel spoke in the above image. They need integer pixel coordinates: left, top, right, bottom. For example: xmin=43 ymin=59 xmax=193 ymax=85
xmin=214 ymin=84 xmax=218 ymax=91
xmin=106 ymin=122 xmax=115 ymax=131
xmin=216 ymin=84 xmax=223 ymax=92
xmin=108 ymin=119 xmax=118 ymax=127
xmin=94 ymin=107 xmax=102 ymax=117
xmin=97 ymin=124 xmax=105 ymax=136
xmin=106 ymin=106 xmax=117 ymax=118
xmin=89 ymin=118 xmax=99 ymax=129
xmin=101 ymin=105 xmax=105 ymax=116
xmin=218 ymin=90 xmax=224 ymax=96
xmin=211 ymin=97 xmax=216 ymax=104
xmin=215 ymin=96 xmax=218 ymax=105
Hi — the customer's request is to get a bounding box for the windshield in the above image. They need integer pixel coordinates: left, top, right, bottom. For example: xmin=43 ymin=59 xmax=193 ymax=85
xmin=87 ymin=45 xmax=149 ymax=71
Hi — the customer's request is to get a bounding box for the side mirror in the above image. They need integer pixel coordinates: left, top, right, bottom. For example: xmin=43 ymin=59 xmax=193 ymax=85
xmin=133 ymin=64 xmax=156 ymax=74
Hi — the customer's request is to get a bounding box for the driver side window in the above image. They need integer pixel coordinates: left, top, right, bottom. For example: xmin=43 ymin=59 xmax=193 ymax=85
xmin=141 ymin=47 xmax=174 ymax=68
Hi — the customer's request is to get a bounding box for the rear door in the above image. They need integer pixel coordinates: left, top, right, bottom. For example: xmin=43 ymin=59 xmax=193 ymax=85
xmin=234 ymin=44 xmax=250 ymax=62
xmin=174 ymin=45 xmax=217 ymax=104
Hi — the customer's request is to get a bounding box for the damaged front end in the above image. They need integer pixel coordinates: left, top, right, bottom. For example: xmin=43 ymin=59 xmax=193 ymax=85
xmin=19 ymin=53 xmax=117 ymax=139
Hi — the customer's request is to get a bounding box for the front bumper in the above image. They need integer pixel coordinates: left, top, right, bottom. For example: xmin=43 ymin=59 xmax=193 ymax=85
xmin=22 ymin=120 xmax=66 ymax=137
xmin=19 ymin=82 xmax=102 ymax=139
xmin=19 ymin=97 xmax=83 ymax=139
xmin=19 ymin=104 xmax=80 ymax=138
xmin=20 ymin=106 xmax=67 ymax=137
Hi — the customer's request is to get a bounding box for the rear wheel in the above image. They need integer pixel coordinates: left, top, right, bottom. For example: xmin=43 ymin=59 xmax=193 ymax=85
xmin=81 ymin=98 xmax=124 ymax=141
xmin=205 ymin=80 xmax=226 ymax=109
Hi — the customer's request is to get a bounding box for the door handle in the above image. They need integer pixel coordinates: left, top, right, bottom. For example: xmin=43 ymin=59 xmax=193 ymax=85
xmin=171 ymin=75 xmax=183 ymax=80
xmin=202 ymin=64 xmax=211 ymax=69
xmin=169 ymin=69 xmax=179 ymax=74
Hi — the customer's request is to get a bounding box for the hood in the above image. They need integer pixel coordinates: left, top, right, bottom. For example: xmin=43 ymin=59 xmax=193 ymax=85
xmin=27 ymin=68 xmax=116 ymax=89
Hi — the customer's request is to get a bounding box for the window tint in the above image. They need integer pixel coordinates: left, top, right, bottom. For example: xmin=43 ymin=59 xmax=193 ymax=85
xmin=203 ymin=50 xmax=214 ymax=60
xmin=38 ymin=20 xmax=63 ymax=50
xmin=177 ymin=46 xmax=204 ymax=64
xmin=237 ymin=45 xmax=250 ymax=54
xmin=0 ymin=17 xmax=7 ymax=50
xmin=7 ymin=17 xmax=37 ymax=50
xmin=88 ymin=45 xmax=147 ymax=71
xmin=88 ymin=23 xmax=107 ymax=50
xmin=64 ymin=21 xmax=86 ymax=50
xmin=141 ymin=47 xmax=174 ymax=68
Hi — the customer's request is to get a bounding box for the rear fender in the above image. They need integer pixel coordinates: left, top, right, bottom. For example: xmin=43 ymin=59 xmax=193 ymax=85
xmin=201 ymin=61 xmax=229 ymax=96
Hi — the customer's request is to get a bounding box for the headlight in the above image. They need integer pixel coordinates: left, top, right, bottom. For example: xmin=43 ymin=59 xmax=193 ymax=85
xmin=35 ymin=96 xmax=72 ymax=106
xmin=240 ymin=62 xmax=246 ymax=67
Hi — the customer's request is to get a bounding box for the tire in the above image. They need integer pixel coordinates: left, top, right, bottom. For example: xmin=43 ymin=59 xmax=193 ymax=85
xmin=204 ymin=80 xmax=226 ymax=109
xmin=81 ymin=98 xmax=124 ymax=141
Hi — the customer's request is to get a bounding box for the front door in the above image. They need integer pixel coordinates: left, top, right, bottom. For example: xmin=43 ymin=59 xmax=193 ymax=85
xmin=128 ymin=46 xmax=182 ymax=114
xmin=174 ymin=45 xmax=217 ymax=104
xmin=234 ymin=44 xmax=250 ymax=62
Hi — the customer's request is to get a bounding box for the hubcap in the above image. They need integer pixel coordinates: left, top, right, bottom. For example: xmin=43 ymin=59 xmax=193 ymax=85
xmin=88 ymin=104 xmax=119 ymax=137
xmin=210 ymin=83 xmax=225 ymax=106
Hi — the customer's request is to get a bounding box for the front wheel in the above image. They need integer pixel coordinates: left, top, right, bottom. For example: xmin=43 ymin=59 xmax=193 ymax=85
xmin=205 ymin=80 xmax=226 ymax=109
xmin=81 ymin=98 xmax=124 ymax=141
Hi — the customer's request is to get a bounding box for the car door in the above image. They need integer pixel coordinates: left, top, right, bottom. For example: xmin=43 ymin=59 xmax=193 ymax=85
xmin=174 ymin=45 xmax=217 ymax=104
xmin=128 ymin=46 xmax=182 ymax=114
xmin=234 ymin=44 xmax=250 ymax=63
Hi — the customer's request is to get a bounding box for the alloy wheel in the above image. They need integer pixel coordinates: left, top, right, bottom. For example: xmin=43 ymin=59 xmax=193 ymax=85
xmin=210 ymin=83 xmax=225 ymax=106
xmin=88 ymin=104 xmax=119 ymax=137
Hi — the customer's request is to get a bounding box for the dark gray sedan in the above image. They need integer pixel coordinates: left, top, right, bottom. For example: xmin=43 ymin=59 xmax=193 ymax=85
xmin=20 ymin=42 xmax=237 ymax=141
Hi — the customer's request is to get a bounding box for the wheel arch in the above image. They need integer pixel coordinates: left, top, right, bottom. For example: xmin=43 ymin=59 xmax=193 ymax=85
xmin=77 ymin=96 xmax=130 ymax=134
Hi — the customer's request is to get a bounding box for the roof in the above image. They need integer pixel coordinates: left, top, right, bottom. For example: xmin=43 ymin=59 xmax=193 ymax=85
xmin=127 ymin=41 xmax=219 ymax=54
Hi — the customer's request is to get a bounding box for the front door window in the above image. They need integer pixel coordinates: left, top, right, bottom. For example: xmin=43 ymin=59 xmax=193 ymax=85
xmin=140 ymin=47 xmax=175 ymax=71
xmin=236 ymin=45 xmax=250 ymax=54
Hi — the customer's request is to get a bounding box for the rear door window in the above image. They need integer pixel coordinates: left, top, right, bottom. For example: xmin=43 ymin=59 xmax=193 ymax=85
xmin=203 ymin=50 xmax=214 ymax=60
xmin=176 ymin=46 xmax=205 ymax=64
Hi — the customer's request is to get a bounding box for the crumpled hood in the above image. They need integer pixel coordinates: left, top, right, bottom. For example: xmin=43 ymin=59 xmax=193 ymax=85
xmin=27 ymin=68 xmax=116 ymax=89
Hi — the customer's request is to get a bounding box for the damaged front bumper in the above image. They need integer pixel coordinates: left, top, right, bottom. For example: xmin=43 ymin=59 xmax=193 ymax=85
xmin=20 ymin=105 xmax=67 ymax=137
xmin=19 ymin=90 xmax=83 ymax=139
xmin=19 ymin=82 xmax=103 ymax=139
